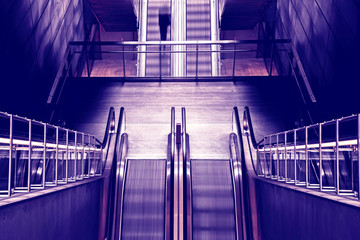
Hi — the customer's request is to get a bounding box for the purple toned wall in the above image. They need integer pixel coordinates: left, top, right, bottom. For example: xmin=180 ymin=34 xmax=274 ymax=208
xmin=274 ymin=0 xmax=360 ymax=118
xmin=0 ymin=0 xmax=85 ymax=120
xmin=0 ymin=179 xmax=102 ymax=240
xmin=255 ymin=179 xmax=360 ymax=240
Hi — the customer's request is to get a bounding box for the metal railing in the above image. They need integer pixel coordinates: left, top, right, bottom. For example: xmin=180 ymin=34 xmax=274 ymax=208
xmin=0 ymin=111 xmax=107 ymax=198
xmin=167 ymin=107 xmax=176 ymax=240
xmin=244 ymin=106 xmax=360 ymax=200
xmin=182 ymin=107 xmax=192 ymax=240
xmin=65 ymin=39 xmax=291 ymax=77
xmin=110 ymin=107 xmax=128 ymax=240
xmin=232 ymin=107 xmax=254 ymax=240
xmin=46 ymin=39 xmax=293 ymax=123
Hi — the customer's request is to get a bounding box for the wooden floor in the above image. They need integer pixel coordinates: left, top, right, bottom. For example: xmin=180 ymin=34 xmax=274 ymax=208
xmin=63 ymin=78 xmax=301 ymax=159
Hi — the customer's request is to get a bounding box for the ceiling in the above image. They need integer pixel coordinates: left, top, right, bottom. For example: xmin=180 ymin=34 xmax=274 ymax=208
xmin=87 ymin=0 xmax=137 ymax=31
xmin=221 ymin=0 xmax=272 ymax=30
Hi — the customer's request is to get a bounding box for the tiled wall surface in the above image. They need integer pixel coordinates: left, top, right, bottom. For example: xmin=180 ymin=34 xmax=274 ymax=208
xmin=0 ymin=0 xmax=85 ymax=118
xmin=275 ymin=0 xmax=360 ymax=114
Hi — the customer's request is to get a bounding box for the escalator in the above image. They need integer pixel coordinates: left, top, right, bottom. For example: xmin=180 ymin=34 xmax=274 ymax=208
xmin=107 ymin=107 xmax=250 ymax=240
xmin=242 ymin=105 xmax=360 ymax=239
xmin=146 ymin=0 xmax=171 ymax=77
xmin=186 ymin=0 xmax=211 ymax=76
xmin=121 ymin=159 xmax=167 ymax=239
xmin=183 ymin=108 xmax=250 ymax=240
xmin=191 ymin=159 xmax=237 ymax=239
xmin=107 ymin=107 xmax=173 ymax=240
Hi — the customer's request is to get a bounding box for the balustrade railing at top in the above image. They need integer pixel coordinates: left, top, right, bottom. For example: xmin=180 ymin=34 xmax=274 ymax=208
xmin=47 ymin=39 xmax=293 ymax=123
xmin=0 ymin=111 xmax=104 ymax=198
xmin=247 ymin=110 xmax=360 ymax=200
xmin=66 ymin=39 xmax=291 ymax=78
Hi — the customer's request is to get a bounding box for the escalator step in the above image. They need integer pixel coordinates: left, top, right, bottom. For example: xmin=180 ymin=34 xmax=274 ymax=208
xmin=191 ymin=160 xmax=236 ymax=240
xmin=121 ymin=159 xmax=166 ymax=240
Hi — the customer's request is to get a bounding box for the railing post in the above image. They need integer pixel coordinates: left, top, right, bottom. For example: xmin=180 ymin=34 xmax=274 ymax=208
xmin=87 ymin=134 xmax=91 ymax=178
xmin=81 ymin=133 xmax=85 ymax=179
xmin=285 ymin=132 xmax=288 ymax=182
xmin=85 ymin=42 xmax=90 ymax=77
xmin=294 ymin=130 xmax=297 ymax=184
xmin=319 ymin=123 xmax=323 ymax=191
xmin=8 ymin=115 xmax=13 ymax=197
xmin=99 ymin=138 xmax=103 ymax=176
xmin=266 ymin=136 xmax=270 ymax=177
xmin=65 ymin=129 xmax=69 ymax=183
xmin=54 ymin=127 xmax=58 ymax=185
xmin=28 ymin=120 xmax=32 ymax=192
xmin=74 ymin=131 xmax=77 ymax=180
xmin=43 ymin=124 xmax=47 ymax=189
xmin=336 ymin=120 xmax=340 ymax=194
xmin=232 ymin=43 xmax=236 ymax=78
xmin=160 ymin=44 xmax=162 ymax=80
xmin=269 ymin=136 xmax=273 ymax=178
xmin=358 ymin=114 xmax=360 ymax=199
xmin=305 ymin=126 xmax=309 ymax=187
xmin=269 ymin=40 xmax=274 ymax=76
xmin=93 ymin=136 xmax=97 ymax=175
xmin=196 ymin=44 xmax=199 ymax=79
xmin=123 ymin=45 xmax=126 ymax=78
xmin=257 ymin=146 xmax=261 ymax=175
xmin=276 ymin=134 xmax=279 ymax=180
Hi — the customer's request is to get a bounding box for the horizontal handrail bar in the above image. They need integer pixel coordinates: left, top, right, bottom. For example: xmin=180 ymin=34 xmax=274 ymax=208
xmin=0 ymin=107 xmax=115 ymax=198
xmin=72 ymin=49 xmax=267 ymax=54
xmin=259 ymin=113 xmax=359 ymax=138
xmin=258 ymin=138 xmax=358 ymax=151
xmin=249 ymin=105 xmax=360 ymax=200
xmin=69 ymin=39 xmax=291 ymax=46
xmin=0 ymin=137 xmax=101 ymax=150
xmin=0 ymin=115 xmax=98 ymax=141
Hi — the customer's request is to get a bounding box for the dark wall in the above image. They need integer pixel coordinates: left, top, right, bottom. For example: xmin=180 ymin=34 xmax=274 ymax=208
xmin=0 ymin=180 xmax=101 ymax=240
xmin=256 ymin=179 xmax=360 ymax=240
xmin=274 ymin=0 xmax=360 ymax=118
xmin=0 ymin=0 xmax=85 ymax=120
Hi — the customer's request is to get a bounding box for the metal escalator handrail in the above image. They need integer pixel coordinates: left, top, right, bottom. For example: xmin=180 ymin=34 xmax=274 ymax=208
xmin=97 ymin=107 xmax=116 ymax=149
xmin=171 ymin=107 xmax=175 ymax=161
xmin=182 ymin=107 xmax=192 ymax=240
xmin=232 ymin=106 xmax=254 ymax=240
xmin=165 ymin=107 xmax=175 ymax=240
xmin=242 ymin=106 xmax=259 ymax=176
xmin=182 ymin=107 xmax=187 ymax=167
xmin=229 ymin=132 xmax=246 ymax=240
xmin=98 ymin=107 xmax=126 ymax=240
xmin=243 ymin=106 xmax=258 ymax=149
xmin=111 ymin=106 xmax=128 ymax=240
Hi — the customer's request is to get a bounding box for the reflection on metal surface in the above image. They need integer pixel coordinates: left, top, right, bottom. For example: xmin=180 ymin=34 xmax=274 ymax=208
xmin=110 ymin=109 xmax=128 ymax=240
xmin=166 ymin=107 xmax=175 ymax=240
xmin=182 ymin=107 xmax=192 ymax=240
xmin=138 ymin=0 xmax=148 ymax=76
xmin=0 ymin=109 xmax=108 ymax=198
xmin=245 ymin=106 xmax=360 ymax=200
xmin=230 ymin=134 xmax=247 ymax=240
